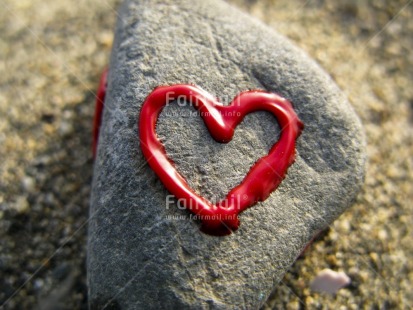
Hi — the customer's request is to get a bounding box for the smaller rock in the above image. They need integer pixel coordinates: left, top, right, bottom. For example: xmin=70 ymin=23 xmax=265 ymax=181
xmin=21 ymin=176 xmax=36 ymax=193
xmin=59 ymin=120 xmax=74 ymax=136
xmin=12 ymin=196 xmax=30 ymax=214
xmin=59 ymin=110 xmax=75 ymax=136
xmin=310 ymin=269 xmax=351 ymax=294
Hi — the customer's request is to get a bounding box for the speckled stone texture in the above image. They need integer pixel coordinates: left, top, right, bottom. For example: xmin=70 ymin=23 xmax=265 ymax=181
xmin=87 ymin=0 xmax=365 ymax=308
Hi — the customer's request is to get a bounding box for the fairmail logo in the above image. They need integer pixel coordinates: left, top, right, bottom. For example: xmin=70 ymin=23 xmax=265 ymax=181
xmin=165 ymin=194 xmax=246 ymax=211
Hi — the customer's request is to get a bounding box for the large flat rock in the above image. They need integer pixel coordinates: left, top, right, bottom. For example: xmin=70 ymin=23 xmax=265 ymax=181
xmin=88 ymin=0 xmax=365 ymax=308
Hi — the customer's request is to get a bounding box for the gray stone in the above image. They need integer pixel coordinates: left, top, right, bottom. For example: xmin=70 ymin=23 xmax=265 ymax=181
xmin=87 ymin=0 xmax=366 ymax=308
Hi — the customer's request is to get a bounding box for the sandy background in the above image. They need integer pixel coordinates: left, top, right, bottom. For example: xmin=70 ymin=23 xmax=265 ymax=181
xmin=0 ymin=0 xmax=412 ymax=309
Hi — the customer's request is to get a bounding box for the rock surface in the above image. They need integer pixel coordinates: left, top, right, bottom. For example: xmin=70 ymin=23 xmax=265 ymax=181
xmin=88 ymin=0 xmax=365 ymax=308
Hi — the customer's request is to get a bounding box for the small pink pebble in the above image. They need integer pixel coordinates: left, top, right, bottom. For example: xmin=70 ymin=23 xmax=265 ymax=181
xmin=310 ymin=269 xmax=351 ymax=294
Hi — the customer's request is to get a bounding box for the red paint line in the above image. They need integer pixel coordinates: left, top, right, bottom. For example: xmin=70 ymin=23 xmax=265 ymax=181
xmin=92 ymin=68 xmax=108 ymax=158
xmin=139 ymin=84 xmax=303 ymax=235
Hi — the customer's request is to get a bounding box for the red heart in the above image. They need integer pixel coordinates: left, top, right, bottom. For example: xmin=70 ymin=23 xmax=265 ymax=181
xmin=139 ymin=85 xmax=303 ymax=236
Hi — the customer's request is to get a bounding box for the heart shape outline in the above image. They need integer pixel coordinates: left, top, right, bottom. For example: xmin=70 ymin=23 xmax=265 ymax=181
xmin=139 ymin=84 xmax=303 ymax=235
